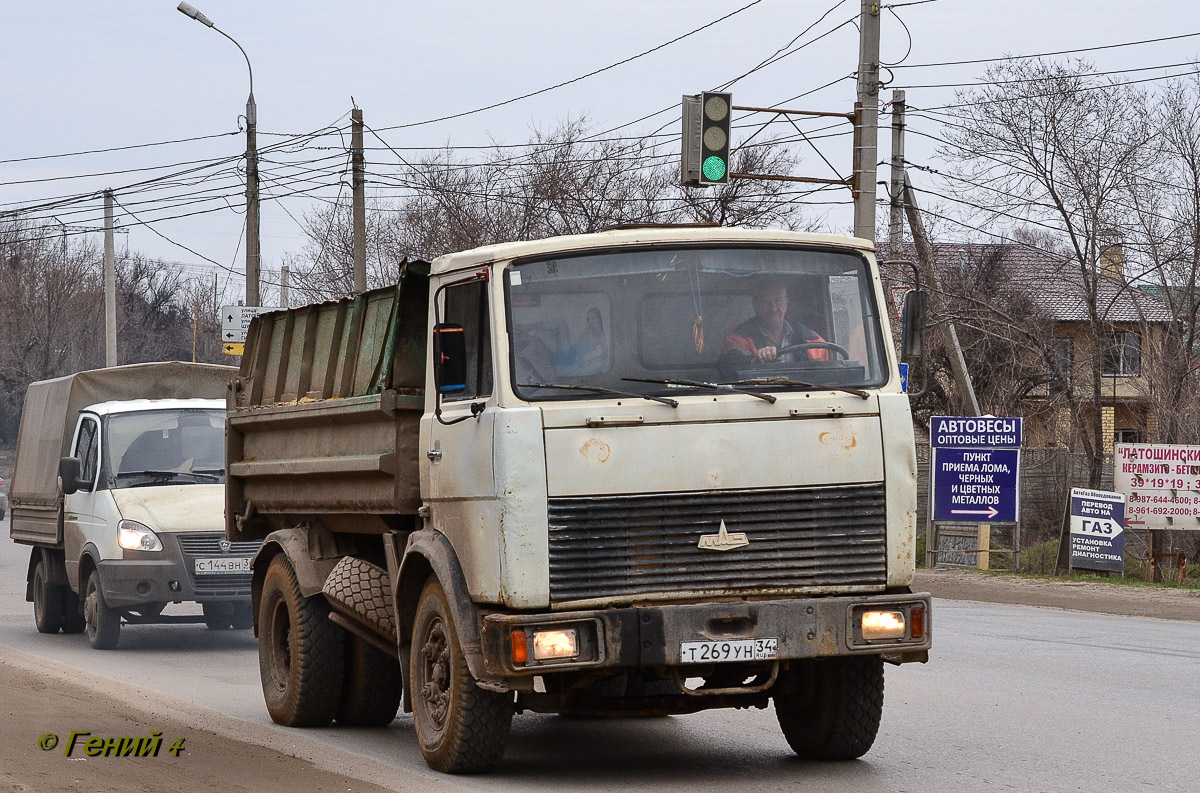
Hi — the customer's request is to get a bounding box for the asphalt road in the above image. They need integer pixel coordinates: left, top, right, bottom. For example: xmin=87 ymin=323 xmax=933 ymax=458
xmin=2 ymin=516 xmax=1199 ymax=793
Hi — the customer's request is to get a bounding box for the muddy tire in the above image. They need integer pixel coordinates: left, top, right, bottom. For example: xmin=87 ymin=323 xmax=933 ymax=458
xmin=258 ymin=555 xmax=344 ymax=727
xmin=411 ymin=577 xmax=511 ymax=773
xmin=337 ymin=634 xmax=403 ymax=726
xmin=84 ymin=569 xmax=121 ymax=650
xmin=322 ymin=557 xmax=395 ymax=640
xmin=774 ymin=655 xmax=884 ymax=760
xmin=62 ymin=590 xmax=86 ymax=634
xmin=32 ymin=557 xmax=66 ymax=634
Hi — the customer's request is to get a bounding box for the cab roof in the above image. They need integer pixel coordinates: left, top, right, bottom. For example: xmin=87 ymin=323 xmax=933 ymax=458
xmin=82 ymin=398 xmax=225 ymax=417
xmin=429 ymin=227 xmax=874 ymax=275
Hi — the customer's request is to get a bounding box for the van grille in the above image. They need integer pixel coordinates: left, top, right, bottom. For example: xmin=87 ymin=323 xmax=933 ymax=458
xmin=176 ymin=533 xmax=259 ymax=595
xmin=547 ymin=483 xmax=887 ymax=603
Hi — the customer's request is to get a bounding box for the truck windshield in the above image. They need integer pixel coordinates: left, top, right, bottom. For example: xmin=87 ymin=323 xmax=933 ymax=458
xmin=107 ymin=409 xmax=226 ymax=487
xmin=505 ymin=244 xmax=888 ymax=401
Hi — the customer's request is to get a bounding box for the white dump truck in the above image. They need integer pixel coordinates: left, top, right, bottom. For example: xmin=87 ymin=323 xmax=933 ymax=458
xmin=9 ymin=361 xmax=256 ymax=649
xmin=228 ymin=226 xmax=931 ymax=773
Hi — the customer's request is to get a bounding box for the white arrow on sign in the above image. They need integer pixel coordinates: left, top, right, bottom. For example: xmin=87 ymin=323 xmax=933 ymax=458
xmin=951 ymin=506 xmax=1000 ymax=519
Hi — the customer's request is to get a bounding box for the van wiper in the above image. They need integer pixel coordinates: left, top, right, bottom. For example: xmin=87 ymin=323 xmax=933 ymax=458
xmin=622 ymin=377 xmax=776 ymax=404
xmin=117 ymin=469 xmax=222 ymax=485
xmin=517 ymin=382 xmax=678 ymax=408
xmin=723 ymin=377 xmax=870 ymax=400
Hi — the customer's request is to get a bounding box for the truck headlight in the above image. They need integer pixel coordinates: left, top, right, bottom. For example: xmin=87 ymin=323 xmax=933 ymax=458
xmin=532 ymin=628 xmax=579 ymax=661
xmin=118 ymin=520 xmax=163 ymax=552
xmin=861 ymin=610 xmax=906 ymax=640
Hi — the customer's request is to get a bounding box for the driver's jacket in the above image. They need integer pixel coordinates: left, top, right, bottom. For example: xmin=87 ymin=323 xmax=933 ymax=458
xmin=720 ymin=317 xmax=829 ymax=362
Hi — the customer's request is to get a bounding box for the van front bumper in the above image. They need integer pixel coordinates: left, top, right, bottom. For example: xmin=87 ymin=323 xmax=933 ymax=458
xmin=95 ymin=532 xmax=258 ymax=607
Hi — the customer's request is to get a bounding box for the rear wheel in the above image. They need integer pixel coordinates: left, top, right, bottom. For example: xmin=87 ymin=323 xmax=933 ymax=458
xmin=411 ymin=577 xmax=512 ymax=773
xmin=84 ymin=569 xmax=121 ymax=650
xmin=61 ymin=590 xmax=86 ymax=634
xmin=258 ymin=555 xmax=344 ymax=726
xmin=32 ymin=557 xmax=66 ymax=634
xmin=337 ymin=633 xmax=403 ymax=726
xmin=774 ymin=655 xmax=884 ymax=760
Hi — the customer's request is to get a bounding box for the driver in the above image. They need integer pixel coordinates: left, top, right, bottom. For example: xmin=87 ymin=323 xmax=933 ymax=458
xmin=719 ymin=280 xmax=828 ymax=375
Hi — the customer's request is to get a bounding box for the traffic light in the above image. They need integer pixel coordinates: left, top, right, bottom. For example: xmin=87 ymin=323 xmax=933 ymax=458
xmin=681 ymin=91 xmax=732 ymax=187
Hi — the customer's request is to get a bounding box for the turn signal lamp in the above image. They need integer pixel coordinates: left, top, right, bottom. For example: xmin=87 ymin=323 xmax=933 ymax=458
xmin=861 ymin=610 xmax=906 ymax=641
xmin=532 ymin=628 xmax=579 ymax=661
xmin=910 ymin=606 xmax=925 ymax=639
xmin=510 ymin=629 xmax=528 ymax=664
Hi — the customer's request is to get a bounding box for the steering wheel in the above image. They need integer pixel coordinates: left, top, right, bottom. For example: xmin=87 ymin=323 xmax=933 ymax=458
xmin=775 ymin=341 xmax=850 ymax=359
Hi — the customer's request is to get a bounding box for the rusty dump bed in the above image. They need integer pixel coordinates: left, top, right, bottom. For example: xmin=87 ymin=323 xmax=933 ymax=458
xmin=226 ymin=262 xmax=430 ymax=542
xmin=10 ymin=361 xmax=236 ymax=546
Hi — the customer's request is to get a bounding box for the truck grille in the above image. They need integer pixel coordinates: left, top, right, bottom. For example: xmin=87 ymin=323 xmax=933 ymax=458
xmin=547 ymin=483 xmax=887 ymax=603
xmin=176 ymin=533 xmax=259 ymax=596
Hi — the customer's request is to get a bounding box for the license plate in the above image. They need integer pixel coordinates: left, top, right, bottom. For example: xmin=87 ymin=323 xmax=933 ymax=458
xmin=194 ymin=557 xmax=251 ymax=574
xmin=679 ymin=638 xmax=778 ymax=664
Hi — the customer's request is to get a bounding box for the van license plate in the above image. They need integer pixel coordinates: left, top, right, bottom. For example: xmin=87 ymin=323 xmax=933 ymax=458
xmin=679 ymin=638 xmax=778 ymax=664
xmin=194 ymin=557 xmax=251 ymax=574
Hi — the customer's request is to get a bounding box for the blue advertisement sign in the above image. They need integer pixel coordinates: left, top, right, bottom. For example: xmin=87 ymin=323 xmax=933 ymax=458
xmin=930 ymin=416 xmax=1022 ymax=449
xmin=1069 ymin=488 xmax=1126 ymax=574
xmin=932 ymin=447 xmax=1020 ymax=523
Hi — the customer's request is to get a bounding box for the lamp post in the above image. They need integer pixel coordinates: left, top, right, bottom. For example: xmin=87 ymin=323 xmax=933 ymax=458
xmin=177 ymin=2 xmax=260 ymax=307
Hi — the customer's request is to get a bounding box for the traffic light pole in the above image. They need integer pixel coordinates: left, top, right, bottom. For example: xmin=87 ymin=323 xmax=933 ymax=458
xmin=853 ymin=0 xmax=881 ymax=241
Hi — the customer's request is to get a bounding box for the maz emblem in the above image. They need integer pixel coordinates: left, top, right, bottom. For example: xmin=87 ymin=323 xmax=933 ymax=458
xmin=697 ymin=519 xmax=749 ymax=551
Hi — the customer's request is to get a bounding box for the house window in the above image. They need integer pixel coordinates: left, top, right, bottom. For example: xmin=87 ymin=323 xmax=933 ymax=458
xmin=1049 ymin=337 xmax=1072 ymax=393
xmin=1102 ymin=332 xmax=1140 ymax=376
xmin=1115 ymin=429 xmax=1143 ymax=445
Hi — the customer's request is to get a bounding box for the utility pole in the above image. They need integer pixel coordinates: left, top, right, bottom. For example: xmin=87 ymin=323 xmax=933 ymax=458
xmin=351 ymin=107 xmax=367 ymax=293
xmin=853 ymin=0 xmax=881 ymax=241
xmin=280 ymin=265 xmax=289 ymax=308
xmin=888 ymin=90 xmax=906 ymax=260
xmin=245 ymin=91 xmax=261 ymax=307
xmin=103 ymin=190 xmax=117 ymax=367
xmin=902 ymin=173 xmax=981 ymax=416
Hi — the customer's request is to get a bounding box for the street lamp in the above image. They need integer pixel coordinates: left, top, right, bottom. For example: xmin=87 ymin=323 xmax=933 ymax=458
xmin=177 ymin=2 xmax=261 ymax=307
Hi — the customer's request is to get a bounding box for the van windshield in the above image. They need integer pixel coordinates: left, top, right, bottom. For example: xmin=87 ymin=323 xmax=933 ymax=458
xmin=107 ymin=409 xmax=225 ymax=487
xmin=505 ymin=244 xmax=888 ymax=401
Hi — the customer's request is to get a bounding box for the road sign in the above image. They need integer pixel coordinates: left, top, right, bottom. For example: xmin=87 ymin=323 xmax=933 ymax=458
xmin=1069 ymin=487 xmax=1125 ymax=573
xmin=932 ymin=447 xmax=1020 ymax=522
xmin=220 ymin=305 xmax=270 ymax=345
xmin=222 ymin=342 xmax=245 ymax=356
xmin=930 ymin=415 xmax=1022 ymax=449
xmin=1114 ymin=442 xmax=1200 ymax=530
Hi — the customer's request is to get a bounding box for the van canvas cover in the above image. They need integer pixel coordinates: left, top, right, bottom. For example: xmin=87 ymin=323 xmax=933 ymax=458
xmin=9 ymin=361 xmax=234 ymax=546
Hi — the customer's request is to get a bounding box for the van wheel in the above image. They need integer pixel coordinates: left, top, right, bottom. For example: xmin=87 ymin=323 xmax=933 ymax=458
xmin=203 ymin=602 xmax=235 ymax=629
xmin=258 ymin=555 xmax=344 ymax=727
xmin=230 ymin=602 xmax=254 ymax=630
xmin=411 ymin=577 xmax=512 ymax=773
xmin=337 ymin=633 xmax=402 ymax=726
xmin=84 ymin=570 xmax=121 ymax=650
xmin=32 ymin=557 xmax=66 ymax=634
xmin=774 ymin=655 xmax=884 ymax=760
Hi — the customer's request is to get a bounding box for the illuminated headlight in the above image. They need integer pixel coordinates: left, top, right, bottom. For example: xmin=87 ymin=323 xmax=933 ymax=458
xmin=861 ymin=610 xmax=906 ymax=640
xmin=118 ymin=520 xmax=163 ymax=552
xmin=532 ymin=628 xmax=579 ymax=661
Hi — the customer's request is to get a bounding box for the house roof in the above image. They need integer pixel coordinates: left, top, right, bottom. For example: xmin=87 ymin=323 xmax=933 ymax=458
xmin=901 ymin=242 xmax=1174 ymax=324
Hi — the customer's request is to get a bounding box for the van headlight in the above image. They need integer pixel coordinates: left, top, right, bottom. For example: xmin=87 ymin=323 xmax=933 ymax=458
xmin=118 ymin=520 xmax=163 ymax=552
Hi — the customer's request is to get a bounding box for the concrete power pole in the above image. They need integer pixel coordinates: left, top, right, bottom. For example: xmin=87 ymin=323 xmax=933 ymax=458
xmin=103 ymin=190 xmax=117 ymax=367
xmin=351 ymin=107 xmax=367 ymax=293
xmin=888 ymin=90 xmax=906 ymax=260
xmin=245 ymin=92 xmax=261 ymax=307
xmin=280 ymin=265 xmax=289 ymax=308
xmin=853 ymin=0 xmax=881 ymax=241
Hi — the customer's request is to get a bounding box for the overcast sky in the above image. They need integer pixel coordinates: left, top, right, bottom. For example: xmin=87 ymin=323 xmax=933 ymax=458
xmin=3 ymin=0 xmax=1198 ymax=304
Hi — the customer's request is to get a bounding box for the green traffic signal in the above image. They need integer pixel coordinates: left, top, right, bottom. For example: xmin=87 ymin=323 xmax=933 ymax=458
xmin=702 ymin=155 xmax=727 ymax=182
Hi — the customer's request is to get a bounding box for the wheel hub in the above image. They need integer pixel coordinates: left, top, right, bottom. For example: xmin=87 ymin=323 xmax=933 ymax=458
xmin=420 ymin=618 xmax=451 ymax=729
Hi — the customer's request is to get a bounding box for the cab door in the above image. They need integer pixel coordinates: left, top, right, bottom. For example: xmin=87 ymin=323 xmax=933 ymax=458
xmin=63 ymin=415 xmax=106 ymax=589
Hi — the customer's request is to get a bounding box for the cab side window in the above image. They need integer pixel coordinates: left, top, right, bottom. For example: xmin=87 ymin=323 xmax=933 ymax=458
xmin=442 ymin=281 xmax=493 ymax=401
xmin=75 ymin=418 xmax=99 ymax=491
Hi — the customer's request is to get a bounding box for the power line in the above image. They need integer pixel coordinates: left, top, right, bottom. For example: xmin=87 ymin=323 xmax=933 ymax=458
xmin=0 ymin=130 xmax=240 ymax=166
xmin=892 ymin=30 xmax=1200 ymax=70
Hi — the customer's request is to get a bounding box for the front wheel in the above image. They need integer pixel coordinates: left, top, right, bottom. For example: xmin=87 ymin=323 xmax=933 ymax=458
xmin=774 ymin=655 xmax=884 ymax=760
xmin=258 ymin=555 xmax=344 ymax=727
xmin=411 ymin=577 xmax=512 ymax=773
xmin=32 ymin=557 xmax=66 ymax=634
xmin=84 ymin=569 xmax=121 ymax=650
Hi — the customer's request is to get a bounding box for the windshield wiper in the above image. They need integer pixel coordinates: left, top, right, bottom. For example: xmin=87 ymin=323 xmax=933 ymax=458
xmin=116 ymin=469 xmax=222 ymax=485
xmin=622 ymin=377 xmax=776 ymax=404
xmin=723 ymin=377 xmax=870 ymax=400
xmin=517 ymin=382 xmax=678 ymax=408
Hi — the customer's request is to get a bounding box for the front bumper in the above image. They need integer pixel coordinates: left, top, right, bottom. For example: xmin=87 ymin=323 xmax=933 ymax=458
xmin=480 ymin=592 xmax=931 ymax=678
xmin=95 ymin=532 xmax=258 ymax=608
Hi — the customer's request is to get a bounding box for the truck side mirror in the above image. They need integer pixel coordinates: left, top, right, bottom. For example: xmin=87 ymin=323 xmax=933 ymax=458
xmin=59 ymin=456 xmax=84 ymax=495
xmin=901 ymin=290 xmax=927 ymax=360
xmin=432 ymin=323 xmax=467 ymax=394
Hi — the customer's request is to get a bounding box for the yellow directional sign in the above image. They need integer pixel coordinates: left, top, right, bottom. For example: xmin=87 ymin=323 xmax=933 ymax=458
xmin=222 ymin=343 xmax=245 ymax=356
